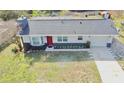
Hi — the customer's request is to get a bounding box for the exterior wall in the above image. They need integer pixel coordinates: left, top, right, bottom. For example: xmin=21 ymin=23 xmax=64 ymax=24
xmin=90 ymin=36 xmax=113 ymax=47
xmin=21 ymin=35 xmax=114 ymax=47
xmin=52 ymin=36 xmax=90 ymax=43
xmin=22 ymin=36 xmax=47 ymax=46
xmin=52 ymin=36 xmax=113 ymax=47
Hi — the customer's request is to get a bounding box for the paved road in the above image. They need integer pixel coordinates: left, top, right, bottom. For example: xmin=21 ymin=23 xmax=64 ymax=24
xmin=91 ymin=47 xmax=124 ymax=83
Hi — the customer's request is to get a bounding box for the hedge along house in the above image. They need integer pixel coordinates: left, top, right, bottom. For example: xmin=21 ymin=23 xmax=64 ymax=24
xmin=16 ymin=16 xmax=118 ymax=52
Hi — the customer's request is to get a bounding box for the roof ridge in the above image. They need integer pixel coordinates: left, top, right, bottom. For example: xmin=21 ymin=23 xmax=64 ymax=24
xmin=29 ymin=19 xmax=108 ymax=21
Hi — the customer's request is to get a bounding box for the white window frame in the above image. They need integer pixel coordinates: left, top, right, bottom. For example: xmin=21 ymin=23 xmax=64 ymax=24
xmin=57 ymin=36 xmax=68 ymax=42
xmin=57 ymin=36 xmax=62 ymax=42
xmin=63 ymin=36 xmax=68 ymax=42
xmin=31 ymin=36 xmax=43 ymax=46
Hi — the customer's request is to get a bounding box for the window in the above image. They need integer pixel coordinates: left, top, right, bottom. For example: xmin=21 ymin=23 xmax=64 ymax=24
xmin=32 ymin=37 xmax=40 ymax=45
xmin=57 ymin=36 xmax=68 ymax=42
xmin=63 ymin=36 xmax=68 ymax=42
xmin=78 ymin=36 xmax=83 ymax=40
xmin=57 ymin=36 xmax=62 ymax=42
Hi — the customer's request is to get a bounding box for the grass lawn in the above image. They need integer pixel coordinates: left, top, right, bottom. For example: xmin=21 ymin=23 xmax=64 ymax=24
xmin=0 ymin=44 xmax=101 ymax=83
xmin=31 ymin=61 xmax=100 ymax=83
xmin=113 ymin=17 xmax=124 ymax=44
xmin=116 ymin=29 xmax=124 ymax=44
xmin=27 ymin=52 xmax=101 ymax=83
xmin=118 ymin=60 xmax=124 ymax=70
xmin=0 ymin=44 xmax=37 ymax=82
xmin=113 ymin=16 xmax=124 ymax=70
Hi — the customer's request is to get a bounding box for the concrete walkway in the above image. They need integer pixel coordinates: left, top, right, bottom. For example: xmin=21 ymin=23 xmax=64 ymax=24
xmin=91 ymin=47 xmax=124 ymax=83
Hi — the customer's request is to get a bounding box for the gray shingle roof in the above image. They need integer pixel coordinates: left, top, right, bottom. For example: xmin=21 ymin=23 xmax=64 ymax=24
xmin=28 ymin=19 xmax=118 ymax=35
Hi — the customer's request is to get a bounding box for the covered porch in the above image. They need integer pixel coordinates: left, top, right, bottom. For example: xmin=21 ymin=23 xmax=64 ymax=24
xmin=24 ymin=42 xmax=90 ymax=52
xmin=45 ymin=43 xmax=90 ymax=51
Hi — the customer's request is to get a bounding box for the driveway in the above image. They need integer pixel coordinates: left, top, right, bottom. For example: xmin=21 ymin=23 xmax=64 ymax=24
xmin=91 ymin=47 xmax=124 ymax=83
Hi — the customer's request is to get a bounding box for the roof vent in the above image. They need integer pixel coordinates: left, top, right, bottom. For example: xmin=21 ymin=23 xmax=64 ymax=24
xmin=80 ymin=22 xmax=82 ymax=24
xmin=61 ymin=20 xmax=64 ymax=24
xmin=74 ymin=31 xmax=76 ymax=34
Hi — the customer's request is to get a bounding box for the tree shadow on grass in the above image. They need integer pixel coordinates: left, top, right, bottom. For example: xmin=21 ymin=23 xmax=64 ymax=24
xmin=25 ymin=51 xmax=93 ymax=65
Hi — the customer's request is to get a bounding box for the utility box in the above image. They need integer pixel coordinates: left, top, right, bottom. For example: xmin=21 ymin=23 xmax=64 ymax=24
xmin=107 ymin=43 xmax=111 ymax=48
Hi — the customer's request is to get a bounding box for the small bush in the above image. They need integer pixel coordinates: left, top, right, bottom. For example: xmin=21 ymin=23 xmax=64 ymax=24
xmin=0 ymin=11 xmax=18 ymax=21
xmin=59 ymin=10 xmax=69 ymax=16
xmin=85 ymin=41 xmax=91 ymax=48
xmin=32 ymin=10 xmax=52 ymax=17
xmin=12 ymin=47 xmax=18 ymax=53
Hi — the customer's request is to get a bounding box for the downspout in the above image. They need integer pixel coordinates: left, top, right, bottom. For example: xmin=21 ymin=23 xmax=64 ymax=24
xmin=19 ymin=36 xmax=24 ymax=52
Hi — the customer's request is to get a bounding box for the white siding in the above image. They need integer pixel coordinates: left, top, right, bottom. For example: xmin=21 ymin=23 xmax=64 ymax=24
xmin=52 ymin=36 xmax=90 ymax=43
xmin=90 ymin=36 xmax=113 ymax=47
xmin=22 ymin=35 xmax=114 ymax=47
xmin=30 ymin=36 xmax=47 ymax=46
xmin=22 ymin=35 xmax=47 ymax=45
xmin=52 ymin=36 xmax=113 ymax=47
xmin=22 ymin=36 xmax=30 ymax=43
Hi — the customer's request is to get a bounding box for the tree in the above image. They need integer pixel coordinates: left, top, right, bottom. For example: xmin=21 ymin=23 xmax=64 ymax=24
xmin=0 ymin=10 xmax=18 ymax=21
xmin=0 ymin=10 xmax=30 ymax=21
xmin=58 ymin=10 xmax=69 ymax=16
xmin=32 ymin=10 xmax=52 ymax=17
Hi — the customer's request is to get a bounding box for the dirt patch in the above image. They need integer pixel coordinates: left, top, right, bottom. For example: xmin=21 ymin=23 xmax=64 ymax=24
xmin=0 ymin=20 xmax=17 ymax=45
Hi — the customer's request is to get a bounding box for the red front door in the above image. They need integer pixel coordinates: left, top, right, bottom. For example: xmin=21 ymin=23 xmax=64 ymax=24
xmin=47 ymin=36 xmax=53 ymax=46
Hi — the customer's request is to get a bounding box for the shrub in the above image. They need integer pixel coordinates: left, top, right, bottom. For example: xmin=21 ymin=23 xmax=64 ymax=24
xmin=85 ymin=41 xmax=91 ymax=48
xmin=0 ymin=10 xmax=31 ymax=21
xmin=58 ymin=10 xmax=69 ymax=16
xmin=12 ymin=47 xmax=18 ymax=53
xmin=32 ymin=10 xmax=52 ymax=17
xmin=0 ymin=10 xmax=18 ymax=21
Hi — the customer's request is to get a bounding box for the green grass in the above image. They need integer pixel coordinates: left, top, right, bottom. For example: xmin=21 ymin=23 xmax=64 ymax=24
xmin=0 ymin=44 xmax=37 ymax=82
xmin=116 ymin=55 xmax=124 ymax=71
xmin=31 ymin=61 xmax=101 ymax=83
xmin=27 ymin=51 xmax=101 ymax=83
xmin=26 ymin=51 xmax=92 ymax=63
xmin=113 ymin=16 xmax=124 ymax=44
xmin=116 ymin=36 xmax=124 ymax=44
xmin=82 ymin=15 xmax=103 ymax=19
xmin=118 ymin=60 xmax=124 ymax=71
xmin=0 ymin=44 xmax=101 ymax=83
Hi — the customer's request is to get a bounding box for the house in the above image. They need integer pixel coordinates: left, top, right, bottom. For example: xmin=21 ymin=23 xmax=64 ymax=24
xmin=16 ymin=16 xmax=118 ymax=52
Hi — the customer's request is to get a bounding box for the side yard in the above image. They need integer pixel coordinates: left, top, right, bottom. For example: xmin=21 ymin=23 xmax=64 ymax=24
xmin=116 ymin=56 xmax=124 ymax=71
xmin=118 ymin=60 xmax=124 ymax=70
xmin=112 ymin=14 xmax=124 ymax=72
xmin=113 ymin=17 xmax=124 ymax=44
xmin=0 ymin=44 xmax=101 ymax=83
xmin=0 ymin=20 xmax=17 ymax=52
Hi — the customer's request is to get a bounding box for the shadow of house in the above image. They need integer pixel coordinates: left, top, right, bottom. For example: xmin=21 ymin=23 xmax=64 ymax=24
xmin=25 ymin=51 xmax=93 ymax=65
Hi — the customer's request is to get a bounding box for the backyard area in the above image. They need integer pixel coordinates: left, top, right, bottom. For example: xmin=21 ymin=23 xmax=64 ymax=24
xmin=0 ymin=44 xmax=101 ymax=83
